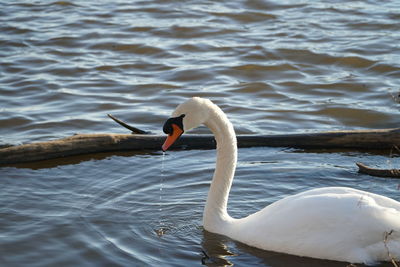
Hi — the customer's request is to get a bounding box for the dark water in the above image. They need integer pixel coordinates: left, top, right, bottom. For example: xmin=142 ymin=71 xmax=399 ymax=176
xmin=2 ymin=149 xmax=400 ymax=266
xmin=1 ymin=0 xmax=399 ymax=266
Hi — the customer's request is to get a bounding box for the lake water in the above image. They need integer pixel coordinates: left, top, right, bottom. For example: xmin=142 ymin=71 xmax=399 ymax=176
xmin=1 ymin=0 xmax=399 ymax=266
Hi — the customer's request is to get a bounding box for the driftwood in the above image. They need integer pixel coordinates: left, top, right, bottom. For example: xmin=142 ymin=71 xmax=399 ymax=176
xmin=1 ymin=128 xmax=400 ymax=165
xmin=356 ymin=162 xmax=400 ymax=178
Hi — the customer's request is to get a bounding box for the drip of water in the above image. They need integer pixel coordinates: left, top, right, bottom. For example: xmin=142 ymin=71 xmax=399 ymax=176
xmin=155 ymin=152 xmax=167 ymax=237
xmin=160 ymin=151 xmax=165 ymax=209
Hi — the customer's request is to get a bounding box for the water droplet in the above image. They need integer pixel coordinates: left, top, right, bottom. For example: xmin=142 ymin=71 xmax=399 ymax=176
xmin=157 ymin=152 xmax=166 ymax=236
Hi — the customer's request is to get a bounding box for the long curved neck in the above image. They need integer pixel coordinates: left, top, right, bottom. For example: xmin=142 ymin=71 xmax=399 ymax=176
xmin=202 ymin=106 xmax=237 ymax=233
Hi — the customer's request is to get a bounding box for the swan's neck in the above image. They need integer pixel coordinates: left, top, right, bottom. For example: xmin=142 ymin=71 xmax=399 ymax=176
xmin=203 ymin=107 xmax=237 ymax=233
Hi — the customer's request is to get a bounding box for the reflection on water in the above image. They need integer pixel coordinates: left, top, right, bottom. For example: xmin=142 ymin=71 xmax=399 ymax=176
xmin=1 ymin=0 xmax=400 ymax=266
xmin=202 ymin=231 xmax=236 ymax=266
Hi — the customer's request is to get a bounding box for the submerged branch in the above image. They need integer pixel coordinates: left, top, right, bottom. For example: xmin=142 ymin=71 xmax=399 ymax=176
xmin=0 ymin=128 xmax=399 ymax=165
xmin=356 ymin=162 xmax=400 ymax=179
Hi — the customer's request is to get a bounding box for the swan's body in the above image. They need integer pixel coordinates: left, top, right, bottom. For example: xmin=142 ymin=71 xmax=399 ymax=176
xmin=162 ymin=97 xmax=400 ymax=264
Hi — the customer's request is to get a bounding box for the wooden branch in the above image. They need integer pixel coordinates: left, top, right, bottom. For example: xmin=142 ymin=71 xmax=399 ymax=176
xmin=107 ymin=114 xmax=150 ymax=134
xmin=356 ymin=162 xmax=400 ymax=178
xmin=0 ymin=128 xmax=399 ymax=165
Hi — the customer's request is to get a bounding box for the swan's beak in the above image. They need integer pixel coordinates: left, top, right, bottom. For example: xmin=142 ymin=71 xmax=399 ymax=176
xmin=162 ymin=124 xmax=184 ymax=152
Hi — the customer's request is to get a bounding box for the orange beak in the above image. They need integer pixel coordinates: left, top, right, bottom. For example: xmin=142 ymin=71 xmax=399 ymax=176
xmin=162 ymin=124 xmax=184 ymax=152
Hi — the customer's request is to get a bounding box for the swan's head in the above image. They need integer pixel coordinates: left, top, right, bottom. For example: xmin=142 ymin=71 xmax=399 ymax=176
xmin=162 ymin=97 xmax=212 ymax=151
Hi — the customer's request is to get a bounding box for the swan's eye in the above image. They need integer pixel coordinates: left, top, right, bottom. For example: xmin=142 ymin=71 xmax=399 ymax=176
xmin=163 ymin=114 xmax=185 ymax=135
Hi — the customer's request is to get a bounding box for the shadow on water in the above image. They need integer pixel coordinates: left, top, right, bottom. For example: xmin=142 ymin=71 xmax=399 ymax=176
xmin=201 ymin=230 xmax=393 ymax=267
xmin=3 ymin=150 xmax=163 ymax=170
xmin=201 ymin=229 xmax=345 ymax=267
xmin=201 ymin=230 xmax=396 ymax=267
xmin=4 ymin=146 xmax=398 ymax=170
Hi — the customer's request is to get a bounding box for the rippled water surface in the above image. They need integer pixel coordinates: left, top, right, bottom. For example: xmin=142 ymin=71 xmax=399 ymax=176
xmin=1 ymin=0 xmax=400 ymax=266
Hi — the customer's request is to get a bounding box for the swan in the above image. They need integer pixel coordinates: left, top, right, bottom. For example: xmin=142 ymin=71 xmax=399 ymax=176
xmin=161 ymin=97 xmax=400 ymax=264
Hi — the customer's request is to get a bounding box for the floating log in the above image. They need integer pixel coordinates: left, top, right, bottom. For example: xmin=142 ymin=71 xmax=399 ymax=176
xmin=1 ymin=128 xmax=400 ymax=165
xmin=356 ymin=162 xmax=400 ymax=178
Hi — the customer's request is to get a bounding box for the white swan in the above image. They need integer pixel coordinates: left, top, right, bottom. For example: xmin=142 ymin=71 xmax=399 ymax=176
xmin=161 ymin=97 xmax=400 ymax=264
